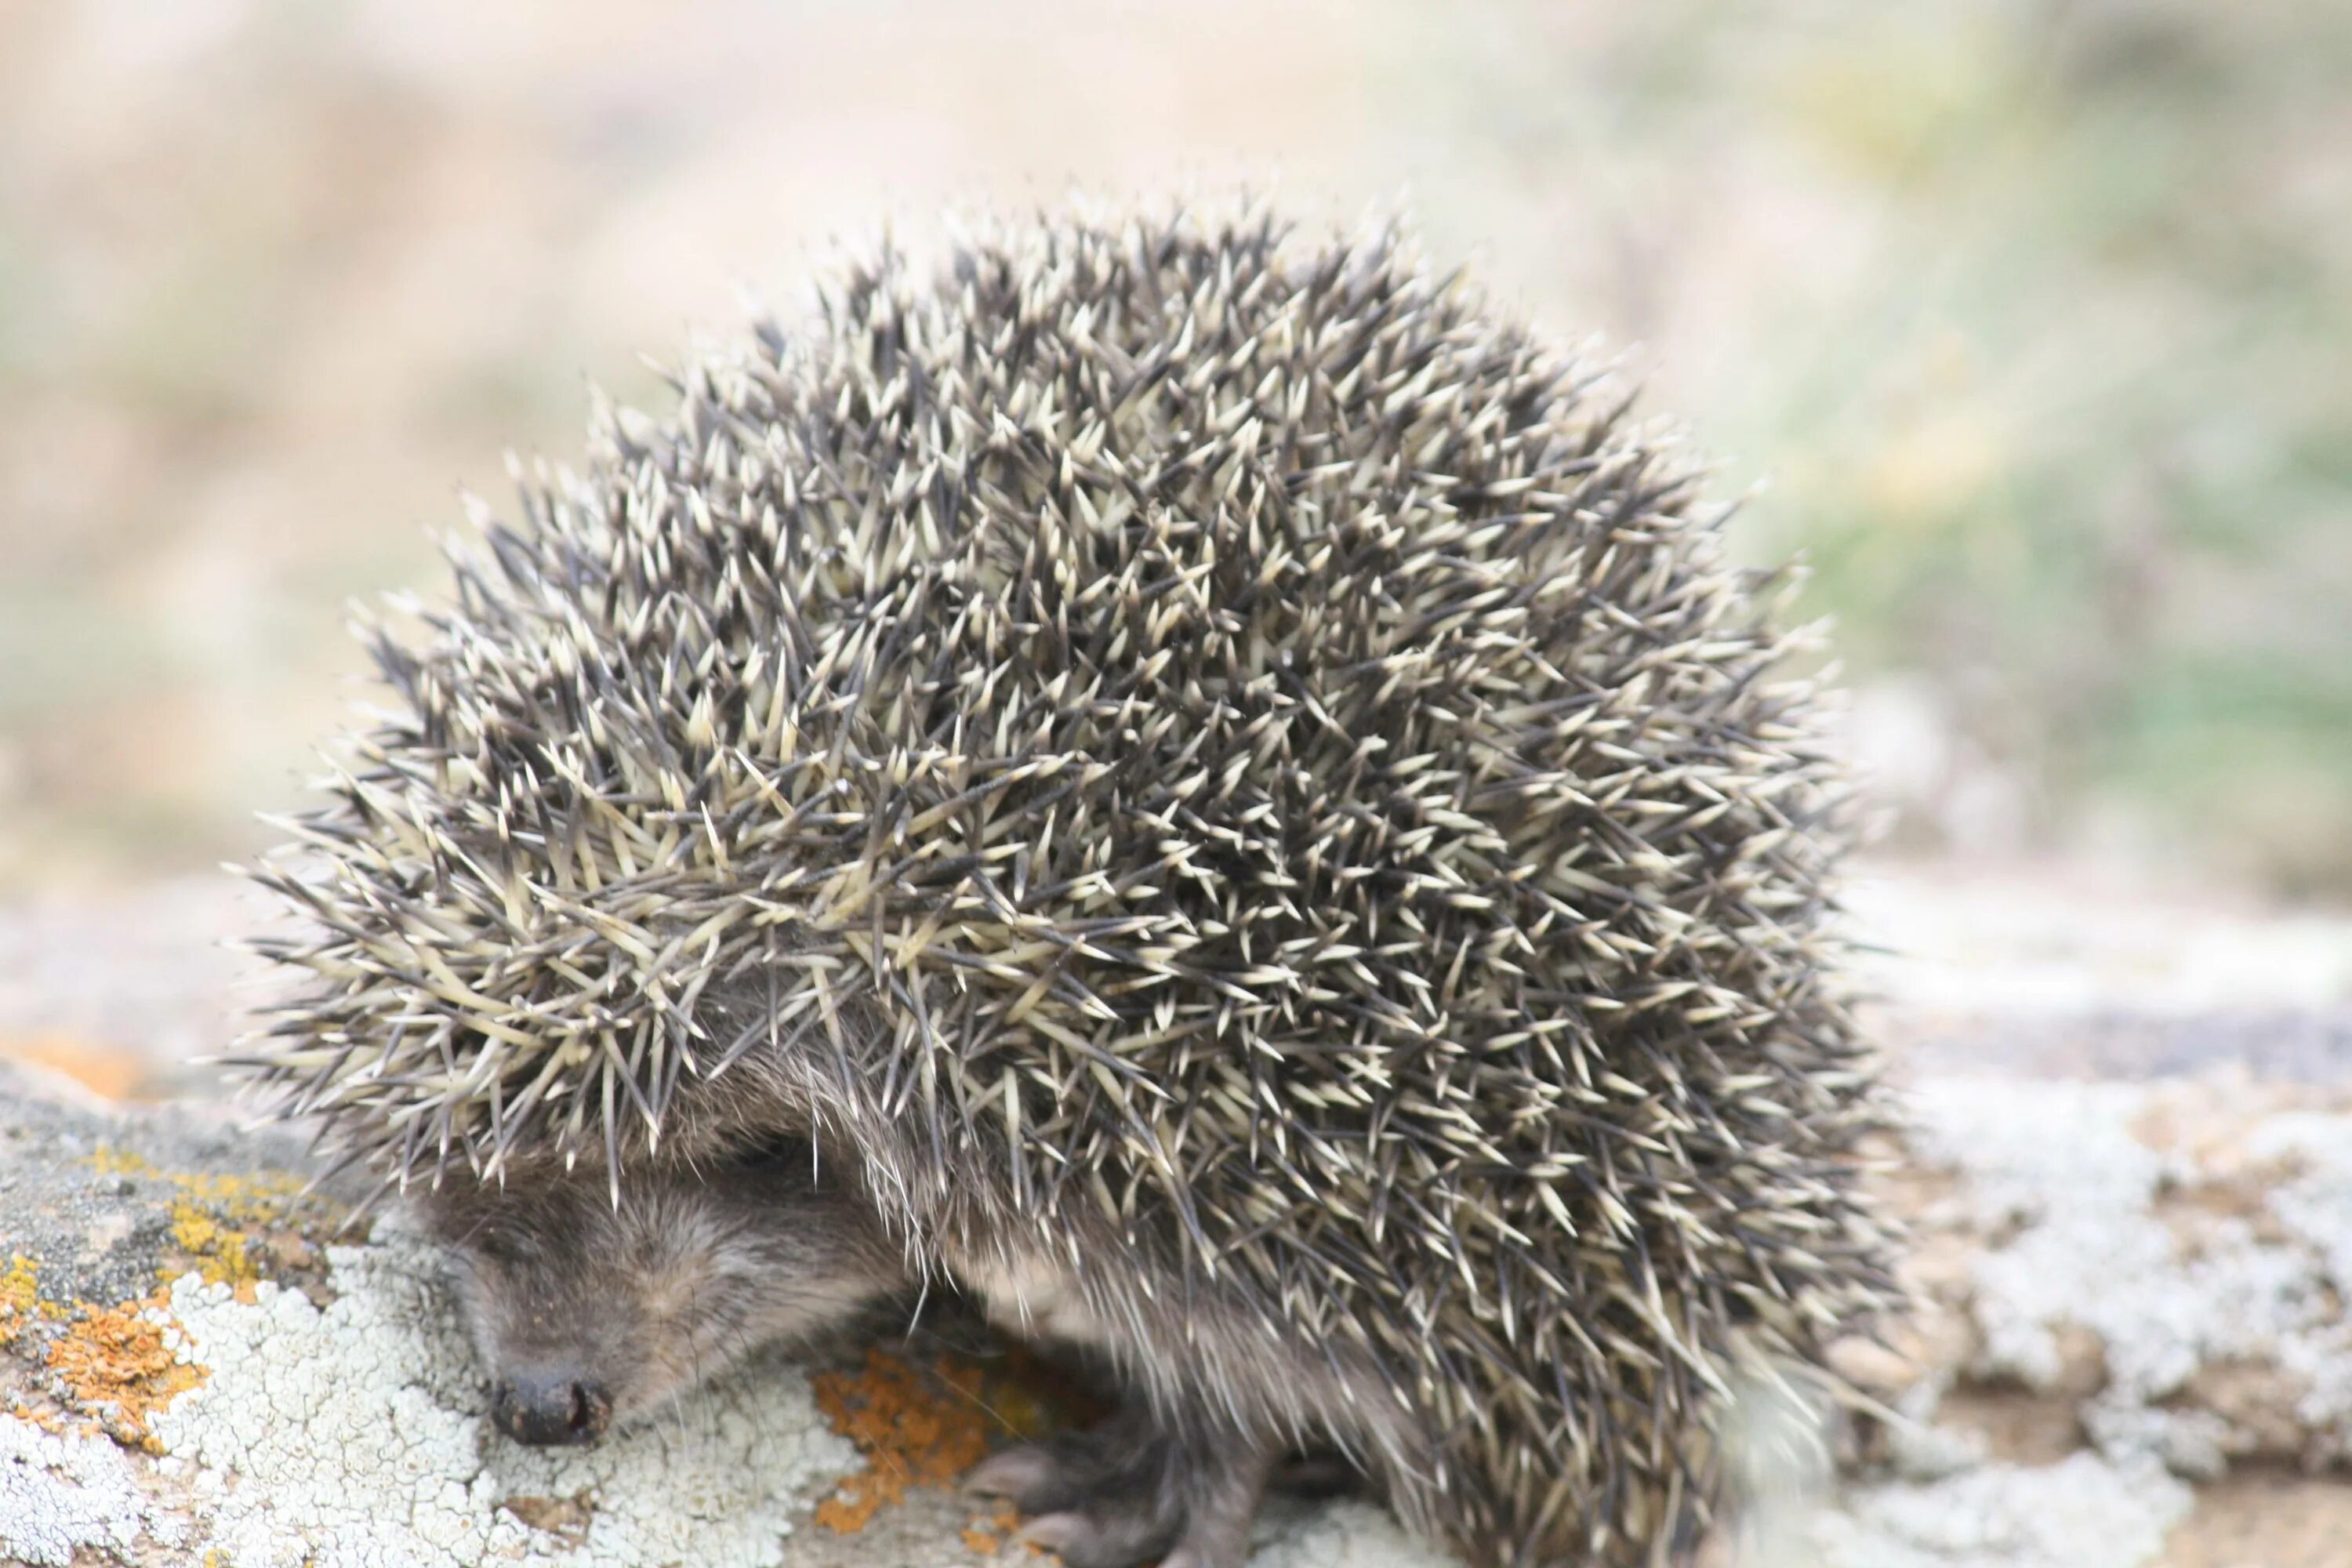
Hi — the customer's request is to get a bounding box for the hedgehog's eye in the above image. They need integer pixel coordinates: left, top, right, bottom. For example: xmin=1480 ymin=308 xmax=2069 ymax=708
xmin=470 ymin=1230 xmax=528 ymax=1266
xmin=726 ymin=1134 xmax=808 ymax=1174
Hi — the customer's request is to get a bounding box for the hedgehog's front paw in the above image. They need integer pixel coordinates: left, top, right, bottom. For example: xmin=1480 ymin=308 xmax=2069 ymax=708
xmin=966 ymin=1408 xmax=1268 ymax=1568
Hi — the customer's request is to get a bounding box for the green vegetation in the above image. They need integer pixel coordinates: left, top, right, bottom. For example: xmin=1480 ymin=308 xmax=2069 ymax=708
xmin=0 ymin=0 xmax=2342 ymax=891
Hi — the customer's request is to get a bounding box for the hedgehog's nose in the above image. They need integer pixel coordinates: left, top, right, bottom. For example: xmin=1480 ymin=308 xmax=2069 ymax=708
xmin=490 ymin=1370 xmax=612 ymax=1446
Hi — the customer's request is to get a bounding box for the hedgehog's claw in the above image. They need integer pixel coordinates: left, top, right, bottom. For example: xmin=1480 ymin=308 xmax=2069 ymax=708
xmin=967 ymin=1411 xmax=1269 ymax=1568
xmin=964 ymin=1446 xmax=1062 ymax=1504
xmin=1018 ymin=1508 xmax=1171 ymax=1568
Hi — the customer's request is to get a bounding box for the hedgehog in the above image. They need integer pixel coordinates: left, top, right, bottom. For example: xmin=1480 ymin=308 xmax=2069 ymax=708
xmin=237 ymin=202 xmax=1896 ymax=1568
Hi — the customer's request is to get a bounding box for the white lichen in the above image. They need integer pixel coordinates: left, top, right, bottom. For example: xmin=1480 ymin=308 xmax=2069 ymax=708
xmin=1906 ymin=1076 xmax=2352 ymax=1475
xmin=1244 ymin=1501 xmax=1456 ymax=1568
xmin=0 ymin=1411 xmax=175 ymax=1566
xmin=1806 ymin=1452 xmax=2190 ymax=1568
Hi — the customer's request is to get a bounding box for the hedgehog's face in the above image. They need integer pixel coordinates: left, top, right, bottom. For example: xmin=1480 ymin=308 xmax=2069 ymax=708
xmin=416 ymin=1138 xmax=906 ymax=1445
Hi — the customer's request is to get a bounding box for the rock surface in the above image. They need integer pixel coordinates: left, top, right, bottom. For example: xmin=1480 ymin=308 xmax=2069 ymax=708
xmin=6 ymin=864 xmax=2352 ymax=1565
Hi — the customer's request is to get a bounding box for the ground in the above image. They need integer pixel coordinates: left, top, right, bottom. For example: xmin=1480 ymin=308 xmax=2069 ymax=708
xmin=5 ymin=862 xmax=2352 ymax=1565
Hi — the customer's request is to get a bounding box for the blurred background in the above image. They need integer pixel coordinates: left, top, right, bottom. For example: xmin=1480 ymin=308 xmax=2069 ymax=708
xmin=8 ymin=10 xmax=2352 ymax=1552
xmin=0 ymin=0 xmax=2348 ymax=1086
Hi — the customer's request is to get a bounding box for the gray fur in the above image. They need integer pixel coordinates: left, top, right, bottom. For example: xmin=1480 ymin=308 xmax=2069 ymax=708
xmin=420 ymin=1138 xmax=905 ymax=1427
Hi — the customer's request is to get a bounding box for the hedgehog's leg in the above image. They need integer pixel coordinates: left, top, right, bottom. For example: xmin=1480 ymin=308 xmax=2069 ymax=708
xmin=966 ymin=1400 xmax=1272 ymax=1568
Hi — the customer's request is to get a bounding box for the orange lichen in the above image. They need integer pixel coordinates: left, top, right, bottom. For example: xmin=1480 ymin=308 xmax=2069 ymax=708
xmin=0 ymin=1034 xmax=149 ymax=1098
xmin=87 ymin=1145 xmax=159 ymax=1179
xmin=0 ymin=1251 xmax=70 ymax=1348
xmin=808 ymin=1342 xmax=1110 ymax=1536
xmin=1 ymin=1252 xmax=38 ymax=1345
xmin=963 ymin=1501 xmax=1021 ymax=1555
xmin=45 ymin=1296 xmax=206 ymax=1452
xmin=811 ymin=1348 xmax=999 ymax=1533
xmin=85 ymin=1145 xmax=324 ymax=1295
xmin=169 ymin=1200 xmax=260 ymax=1294
xmin=91 ymin=1145 xmax=307 ymax=1214
xmin=503 ymin=1491 xmax=597 ymax=1547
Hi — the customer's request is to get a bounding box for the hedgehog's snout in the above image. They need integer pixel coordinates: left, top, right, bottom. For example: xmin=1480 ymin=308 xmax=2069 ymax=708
xmin=490 ymin=1368 xmax=612 ymax=1446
